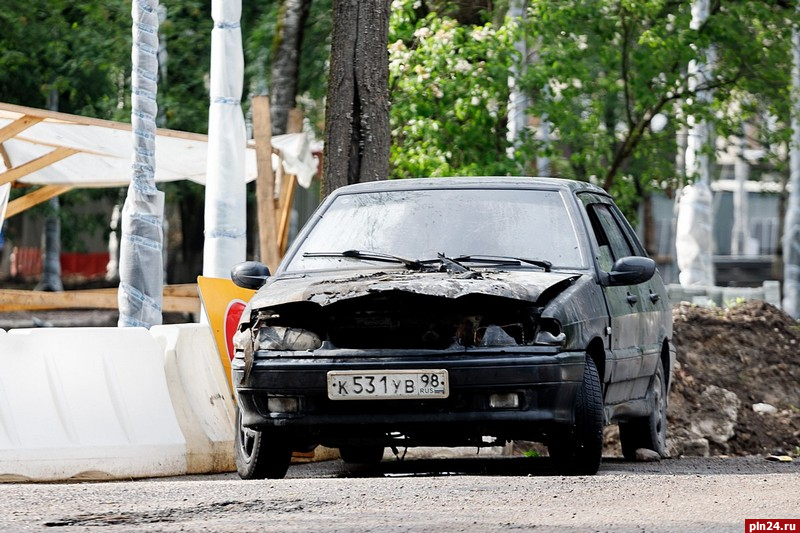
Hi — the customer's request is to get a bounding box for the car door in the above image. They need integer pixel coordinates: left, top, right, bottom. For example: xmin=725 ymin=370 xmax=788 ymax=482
xmin=581 ymin=197 xmax=650 ymax=404
xmin=605 ymin=201 xmax=670 ymax=396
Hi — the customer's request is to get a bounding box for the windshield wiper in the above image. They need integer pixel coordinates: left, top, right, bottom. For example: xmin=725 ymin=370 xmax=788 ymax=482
xmin=303 ymin=249 xmax=429 ymax=270
xmin=451 ymin=254 xmax=552 ymax=272
xmin=436 ymin=252 xmax=470 ymax=274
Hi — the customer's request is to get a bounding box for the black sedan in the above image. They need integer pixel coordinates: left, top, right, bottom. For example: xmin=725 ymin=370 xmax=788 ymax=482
xmin=230 ymin=177 xmax=674 ymax=478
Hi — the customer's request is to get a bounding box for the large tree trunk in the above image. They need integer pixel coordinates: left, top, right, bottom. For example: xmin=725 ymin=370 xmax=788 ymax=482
xmin=270 ymin=0 xmax=312 ymax=136
xmin=322 ymin=0 xmax=390 ymax=195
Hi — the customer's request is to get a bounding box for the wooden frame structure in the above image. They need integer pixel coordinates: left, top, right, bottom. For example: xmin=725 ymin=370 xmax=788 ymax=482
xmin=0 ymin=101 xmax=309 ymax=315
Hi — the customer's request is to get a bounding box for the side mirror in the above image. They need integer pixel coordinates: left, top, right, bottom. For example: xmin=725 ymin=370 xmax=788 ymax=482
xmin=607 ymin=256 xmax=656 ymax=286
xmin=231 ymin=261 xmax=271 ymax=290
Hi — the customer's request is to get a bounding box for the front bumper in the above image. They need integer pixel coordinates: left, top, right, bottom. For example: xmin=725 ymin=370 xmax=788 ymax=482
xmin=232 ymin=348 xmax=586 ymax=447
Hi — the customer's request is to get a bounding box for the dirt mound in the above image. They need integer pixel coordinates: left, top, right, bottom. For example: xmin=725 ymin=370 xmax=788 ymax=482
xmin=668 ymin=300 xmax=800 ymax=456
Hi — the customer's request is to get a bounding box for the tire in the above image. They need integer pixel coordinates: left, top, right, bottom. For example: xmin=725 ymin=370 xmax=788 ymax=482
xmin=234 ymin=407 xmax=293 ymax=480
xmin=619 ymin=358 xmax=668 ymax=460
xmin=339 ymin=445 xmax=385 ymax=465
xmin=548 ymin=356 xmax=604 ymax=475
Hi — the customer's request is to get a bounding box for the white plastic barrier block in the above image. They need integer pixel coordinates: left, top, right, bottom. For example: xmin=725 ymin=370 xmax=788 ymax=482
xmin=0 ymin=328 xmax=187 ymax=482
xmin=150 ymin=324 xmax=236 ymax=474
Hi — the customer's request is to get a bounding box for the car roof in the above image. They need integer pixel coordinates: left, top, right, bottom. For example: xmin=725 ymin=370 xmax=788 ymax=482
xmin=329 ymin=176 xmax=609 ymax=196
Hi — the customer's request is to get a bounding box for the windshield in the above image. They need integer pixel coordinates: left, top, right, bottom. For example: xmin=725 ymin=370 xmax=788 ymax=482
xmin=284 ymin=187 xmax=588 ymax=272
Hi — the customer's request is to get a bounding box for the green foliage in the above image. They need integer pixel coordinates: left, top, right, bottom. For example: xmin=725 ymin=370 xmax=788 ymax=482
xmin=389 ymin=0 xmax=519 ymax=178
xmin=158 ymin=0 xmax=213 ymax=133
xmin=244 ymin=0 xmax=331 ymax=134
xmin=0 ymin=0 xmax=130 ymax=116
xmin=58 ymin=190 xmax=118 ymax=253
xmin=5 ymin=0 xmax=798 ymax=260
xmin=519 ymin=0 xmax=799 ymax=218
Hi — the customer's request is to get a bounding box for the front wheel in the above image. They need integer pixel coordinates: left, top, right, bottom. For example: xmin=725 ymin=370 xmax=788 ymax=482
xmin=548 ymin=356 xmax=603 ymax=475
xmin=234 ymin=407 xmax=292 ymax=480
xmin=619 ymin=358 xmax=668 ymax=460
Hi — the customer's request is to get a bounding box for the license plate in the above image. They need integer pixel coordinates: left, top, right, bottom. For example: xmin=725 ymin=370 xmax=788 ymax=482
xmin=327 ymin=370 xmax=449 ymax=400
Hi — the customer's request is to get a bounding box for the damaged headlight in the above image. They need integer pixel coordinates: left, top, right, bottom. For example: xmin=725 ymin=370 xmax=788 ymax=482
xmin=534 ymin=318 xmax=566 ymax=345
xmin=478 ymin=325 xmax=519 ymax=347
xmin=255 ymin=326 xmax=322 ymax=351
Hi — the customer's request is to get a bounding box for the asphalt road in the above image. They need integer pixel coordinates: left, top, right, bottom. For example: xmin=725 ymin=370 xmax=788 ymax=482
xmin=1 ymin=455 xmax=798 ymax=532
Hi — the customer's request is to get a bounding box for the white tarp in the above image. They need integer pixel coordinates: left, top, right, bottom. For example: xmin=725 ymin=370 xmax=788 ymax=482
xmin=0 ymin=104 xmax=316 ymax=189
xmin=269 ymin=133 xmax=318 ymax=188
xmin=0 ymin=183 xmax=9 ymax=232
xmin=202 ymin=0 xmax=247 ymax=280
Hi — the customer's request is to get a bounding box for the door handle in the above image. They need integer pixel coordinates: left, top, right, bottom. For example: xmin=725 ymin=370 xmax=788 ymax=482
xmin=649 ymin=291 xmax=660 ymax=303
xmin=626 ymin=293 xmax=638 ymax=305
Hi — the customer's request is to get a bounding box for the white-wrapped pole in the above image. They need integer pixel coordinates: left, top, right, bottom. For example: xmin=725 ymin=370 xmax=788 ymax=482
xmin=202 ymin=0 xmax=247 ymax=279
xmin=731 ymin=131 xmax=749 ymax=256
xmin=506 ymin=0 xmax=527 ymax=163
xmin=676 ymin=0 xmax=715 ymax=287
xmin=118 ymin=0 xmax=165 ymax=328
xmin=783 ymin=13 xmax=800 ymax=318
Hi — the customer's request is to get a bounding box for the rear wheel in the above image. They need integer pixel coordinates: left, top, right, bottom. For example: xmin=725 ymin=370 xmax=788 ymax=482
xmin=234 ymin=407 xmax=292 ymax=480
xmin=548 ymin=356 xmax=603 ymax=475
xmin=619 ymin=358 xmax=667 ymax=460
xmin=339 ymin=445 xmax=385 ymax=465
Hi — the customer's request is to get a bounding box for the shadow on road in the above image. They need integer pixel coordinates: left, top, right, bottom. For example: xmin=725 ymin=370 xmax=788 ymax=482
xmin=311 ymin=455 xmax=800 ymax=479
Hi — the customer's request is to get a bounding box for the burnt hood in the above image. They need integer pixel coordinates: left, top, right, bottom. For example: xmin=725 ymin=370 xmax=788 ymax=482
xmin=248 ymin=269 xmax=581 ymax=309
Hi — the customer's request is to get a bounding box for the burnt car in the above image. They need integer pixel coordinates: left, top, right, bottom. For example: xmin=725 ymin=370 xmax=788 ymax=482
xmin=230 ymin=177 xmax=674 ymax=479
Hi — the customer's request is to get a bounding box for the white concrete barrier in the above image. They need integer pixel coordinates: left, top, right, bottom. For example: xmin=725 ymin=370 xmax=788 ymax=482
xmin=0 ymin=328 xmax=187 ymax=482
xmin=150 ymin=324 xmax=236 ymax=474
xmin=667 ymin=280 xmax=781 ymax=308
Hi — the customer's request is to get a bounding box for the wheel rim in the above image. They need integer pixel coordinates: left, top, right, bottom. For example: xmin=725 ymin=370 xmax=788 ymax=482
xmin=238 ymin=412 xmax=257 ymax=461
xmin=653 ymin=369 xmax=667 ymax=446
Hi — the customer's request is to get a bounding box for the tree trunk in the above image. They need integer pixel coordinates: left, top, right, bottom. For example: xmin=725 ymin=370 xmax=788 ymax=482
xmin=783 ymin=11 xmax=800 ymax=318
xmin=675 ymin=0 xmax=715 ymax=288
xmin=322 ymin=0 xmax=390 ymax=195
xmin=270 ymin=0 xmax=312 ymax=136
xmin=37 ymin=90 xmax=63 ymax=292
xmin=36 ymin=197 xmax=63 ymax=292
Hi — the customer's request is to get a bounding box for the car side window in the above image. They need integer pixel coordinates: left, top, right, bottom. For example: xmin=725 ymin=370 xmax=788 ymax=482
xmin=587 ymin=204 xmax=635 ymax=272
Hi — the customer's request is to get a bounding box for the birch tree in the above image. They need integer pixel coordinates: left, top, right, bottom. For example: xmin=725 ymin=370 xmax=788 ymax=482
xmin=783 ymin=11 xmax=800 ymax=318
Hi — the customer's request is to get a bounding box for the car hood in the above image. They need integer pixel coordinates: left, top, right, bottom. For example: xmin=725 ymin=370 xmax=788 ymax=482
xmin=248 ymin=269 xmax=581 ymax=309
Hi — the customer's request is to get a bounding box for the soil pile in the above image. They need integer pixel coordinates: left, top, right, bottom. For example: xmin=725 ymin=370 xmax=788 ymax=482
xmin=667 ymin=300 xmax=800 ymax=457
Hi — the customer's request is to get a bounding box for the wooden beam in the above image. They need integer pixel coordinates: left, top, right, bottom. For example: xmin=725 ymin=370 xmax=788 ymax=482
xmin=0 ymin=287 xmax=200 ymax=314
xmin=275 ymin=109 xmax=303 ymax=255
xmin=0 ymin=102 xmax=210 ymax=142
xmin=252 ymin=95 xmax=281 ymax=272
xmin=0 ymin=144 xmax=11 ymax=170
xmin=0 ymin=146 xmax=79 ymax=186
xmin=287 ymin=108 xmax=304 ymax=134
xmin=0 ymin=115 xmax=44 ymax=144
xmin=73 ymin=284 xmax=199 ymax=298
xmin=277 ymin=174 xmax=296 ymax=254
xmin=5 ymin=185 xmax=73 ymax=218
